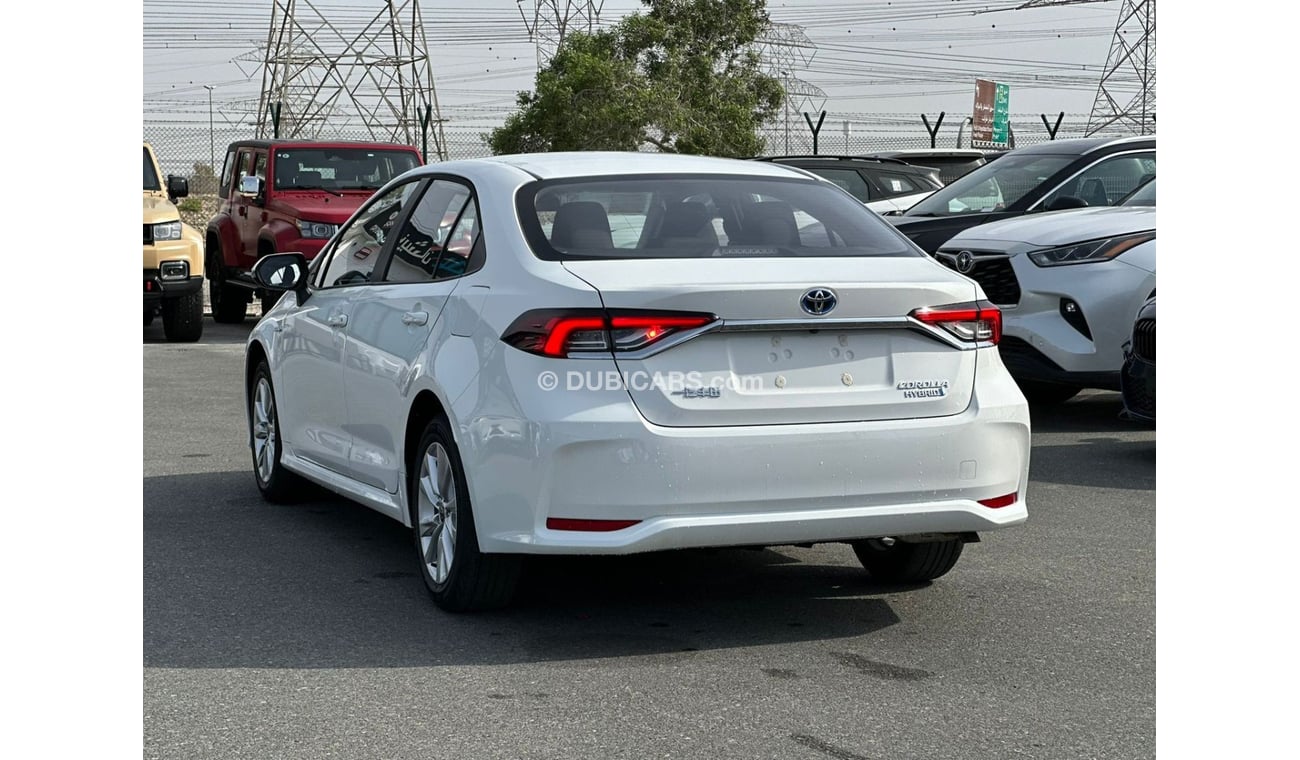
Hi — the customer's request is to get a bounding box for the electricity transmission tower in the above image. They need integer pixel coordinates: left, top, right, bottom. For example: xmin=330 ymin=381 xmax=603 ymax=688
xmin=517 ymin=1 xmax=605 ymax=67
xmin=253 ymin=0 xmax=447 ymax=159
xmin=755 ymin=23 xmax=826 ymax=153
xmin=1018 ymin=0 xmax=1155 ymax=135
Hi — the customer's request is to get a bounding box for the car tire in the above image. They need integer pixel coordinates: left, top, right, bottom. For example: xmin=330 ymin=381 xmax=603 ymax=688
xmin=209 ymin=242 xmax=249 ymax=324
xmin=410 ymin=417 xmax=522 ymax=612
xmin=144 ymin=309 xmax=155 ymax=326
xmin=249 ymin=362 xmax=303 ymax=503
xmin=160 ymin=289 xmax=204 ymax=342
xmin=1018 ymin=381 xmax=1081 ymax=405
xmin=851 ymin=537 xmax=964 ymax=583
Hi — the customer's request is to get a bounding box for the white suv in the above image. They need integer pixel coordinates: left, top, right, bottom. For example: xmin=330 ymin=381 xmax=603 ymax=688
xmin=936 ymin=179 xmax=1156 ymax=403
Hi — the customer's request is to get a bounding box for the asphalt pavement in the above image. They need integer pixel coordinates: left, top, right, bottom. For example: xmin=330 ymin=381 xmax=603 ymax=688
xmin=144 ymin=317 xmax=1155 ymax=760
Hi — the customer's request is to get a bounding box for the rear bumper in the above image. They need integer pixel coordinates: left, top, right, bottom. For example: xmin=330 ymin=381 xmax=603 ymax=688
xmin=464 ymin=348 xmax=1031 ymax=555
xmin=517 ymin=499 xmax=1026 ymax=554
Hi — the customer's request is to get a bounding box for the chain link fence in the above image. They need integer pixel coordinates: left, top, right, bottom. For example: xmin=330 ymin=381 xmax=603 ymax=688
xmin=145 ymin=111 xmax=1128 ymax=229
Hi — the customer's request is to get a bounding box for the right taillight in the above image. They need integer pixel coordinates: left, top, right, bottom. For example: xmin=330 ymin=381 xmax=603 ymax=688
xmin=910 ymin=300 xmax=1002 ymax=345
xmin=502 ymin=309 xmax=716 ymax=358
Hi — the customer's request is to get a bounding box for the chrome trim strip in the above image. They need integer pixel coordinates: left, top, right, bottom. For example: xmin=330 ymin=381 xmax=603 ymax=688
xmin=573 ymin=314 xmax=987 ymax=360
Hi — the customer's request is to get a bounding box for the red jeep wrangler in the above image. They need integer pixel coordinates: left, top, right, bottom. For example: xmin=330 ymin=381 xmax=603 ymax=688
xmin=205 ymin=139 xmax=423 ymax=321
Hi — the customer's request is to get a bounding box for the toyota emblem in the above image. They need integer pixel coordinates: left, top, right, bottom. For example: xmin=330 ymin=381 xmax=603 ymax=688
xmin=956 ymin=251 xmax=975 ymax=274
xmin=800 ymin=287 xmax=838 ymax=316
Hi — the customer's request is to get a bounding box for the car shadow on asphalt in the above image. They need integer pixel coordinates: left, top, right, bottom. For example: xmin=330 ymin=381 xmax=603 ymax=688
xmin=143 ymin=316 xmax=256 ymax=345
xmin=1027 ymin=390 xmax=1152 ymax=435
xmin=145 ymin=471 xmax=907 ymax=670
xmin=1028 ymin=438 xmax=1155 ymax=491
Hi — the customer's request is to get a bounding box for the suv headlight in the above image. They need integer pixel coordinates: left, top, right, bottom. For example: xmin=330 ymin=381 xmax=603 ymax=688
xmin=151 ymin=221 xmax=182 ymax=241
xmin=1028 ymin=231 xmax=1155 ymax=267
xmin=298 ymin=220 xmax=338 ymax=239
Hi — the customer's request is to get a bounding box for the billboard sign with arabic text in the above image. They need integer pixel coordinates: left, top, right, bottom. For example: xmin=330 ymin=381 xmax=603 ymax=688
xmin=972 ymin=79 xmax=1011 ymax=148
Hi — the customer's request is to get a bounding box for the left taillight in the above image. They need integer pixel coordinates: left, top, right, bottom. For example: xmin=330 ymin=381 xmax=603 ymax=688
xmin=502 ymin=309 xmax=716 ymax=358
xmin=910 ymin=300 xmax=1002 ymax=345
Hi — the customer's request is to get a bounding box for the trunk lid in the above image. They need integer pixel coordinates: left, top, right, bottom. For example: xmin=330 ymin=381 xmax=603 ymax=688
xmin=563 ymin=257 xmax=980 ymax=427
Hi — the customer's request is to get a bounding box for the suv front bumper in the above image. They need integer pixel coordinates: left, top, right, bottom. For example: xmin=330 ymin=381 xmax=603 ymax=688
xmin=144 ymin=271 xmax=203 ymax=307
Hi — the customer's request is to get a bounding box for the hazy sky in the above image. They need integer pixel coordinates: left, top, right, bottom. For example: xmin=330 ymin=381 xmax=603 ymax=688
xmin=143 ymin=0 xmax=1130 ymax=128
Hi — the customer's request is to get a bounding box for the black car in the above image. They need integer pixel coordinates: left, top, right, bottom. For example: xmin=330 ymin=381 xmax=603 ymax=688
xmin=755 ymin=155 xmax=944 ymax=214
xmin=888 ymin=135 xmax=1156 ymax=253
xmin=1121 ymin=297 xmax=1156 ymax=424
xmin=864 ymin=149 xmax=989 ymax=184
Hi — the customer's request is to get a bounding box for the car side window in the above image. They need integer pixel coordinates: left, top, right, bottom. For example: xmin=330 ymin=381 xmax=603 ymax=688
xmin=218 ymin=150 xmax=236 ymax=199
xmin=251 ymin=152 xmax=268 ymax=200
xmin=805 ymin=168 xmax=873 ymax=204
xmin=871 ymin=171 xmax=921 ymax=197
xmin=236 ymin=151 xmax=253 ymax=188
xmin=383 ymin=179 xmax=481 ymax=284
xmin=1042 ymin=151 xmax=1156 ymax=209
xmin=316 ymin=180 xmax=422 ymax=289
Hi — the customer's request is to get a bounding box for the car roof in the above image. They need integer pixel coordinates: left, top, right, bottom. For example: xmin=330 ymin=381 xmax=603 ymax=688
xmin=227 ymin=139 xmax=421 ymax=151
xmin=462 ymin=151 xmax=814 ymax=181
xmin=1008 ymin=134 xmax=1155 ymax=157
xmin=867 ymin=149 xmax=986 ymax=159
xmin=758 ymin=154 xmax=918 ymax=169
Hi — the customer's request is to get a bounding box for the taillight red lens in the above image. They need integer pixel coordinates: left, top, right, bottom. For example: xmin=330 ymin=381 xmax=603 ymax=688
xmin=977 ymin=492 xmax=1018 ymax=508
xmin=503 ymin=309 xmax=716 ymax=358
xmin=910 ymin=300 xmax=1002 ymax=344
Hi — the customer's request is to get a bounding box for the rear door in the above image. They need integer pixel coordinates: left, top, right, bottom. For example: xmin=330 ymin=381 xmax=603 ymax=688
xmin=529 ymin=175 xmax=981 ymax=427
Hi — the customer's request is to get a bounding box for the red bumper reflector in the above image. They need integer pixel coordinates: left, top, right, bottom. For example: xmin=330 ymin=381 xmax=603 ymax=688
xmin=978 ymin=493 xmax=1018 ymax=508
xmin=546 ymin=518 xmax=641 ymax=532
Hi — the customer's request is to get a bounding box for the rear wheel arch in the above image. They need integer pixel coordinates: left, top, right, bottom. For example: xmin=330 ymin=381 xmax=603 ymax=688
xmin=405 ymin=391 xmax=449 ymax=482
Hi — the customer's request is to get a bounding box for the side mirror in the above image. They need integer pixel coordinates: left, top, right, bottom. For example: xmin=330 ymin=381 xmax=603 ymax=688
xmin=166 ymin=175 xmax=189 ymax=200
xmin=253 ymin=252 xmax=310 ymax=303
xmin=1045 ymin=195 xmax=1088 ymax=211
xmin=239 ymin=175 xmax=263 ymax=197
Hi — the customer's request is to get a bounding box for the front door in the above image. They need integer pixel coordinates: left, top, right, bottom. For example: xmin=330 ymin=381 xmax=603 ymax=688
xmin=275 ymin=178 xmax=425 ymax=475
xmin=343 ymin=178 xmax=482 ymax=492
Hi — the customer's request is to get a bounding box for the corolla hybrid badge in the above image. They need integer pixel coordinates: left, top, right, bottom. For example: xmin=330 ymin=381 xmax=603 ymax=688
xmin=898 ymin=380 xmax=949 ymax=398
xmin=801 ymin=287 xmax=837 ymax=316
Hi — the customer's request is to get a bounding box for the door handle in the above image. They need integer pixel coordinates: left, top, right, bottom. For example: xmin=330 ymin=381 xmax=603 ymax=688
xmin=401 ymin=310 xmax=429 ymax=326
xmin=327 ymin=313 xmax=348 ymax=328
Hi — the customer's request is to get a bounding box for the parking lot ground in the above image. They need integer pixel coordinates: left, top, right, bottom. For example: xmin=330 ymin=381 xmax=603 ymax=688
xmin=144 ymin=318 xmax=1155 ymax=760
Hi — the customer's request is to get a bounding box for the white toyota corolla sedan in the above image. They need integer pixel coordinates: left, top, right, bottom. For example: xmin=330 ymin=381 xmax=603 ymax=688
xmin=244 ymin=152 xmax=1031 ymax=611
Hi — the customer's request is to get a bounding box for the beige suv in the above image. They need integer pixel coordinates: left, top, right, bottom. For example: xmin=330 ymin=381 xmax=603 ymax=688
xmin=144 ymin=142 xmax=205 ymax=341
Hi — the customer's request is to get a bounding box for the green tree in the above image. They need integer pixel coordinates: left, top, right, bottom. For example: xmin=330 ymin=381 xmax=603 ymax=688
xmin=489 ymin=0 xmax=783 ymax=158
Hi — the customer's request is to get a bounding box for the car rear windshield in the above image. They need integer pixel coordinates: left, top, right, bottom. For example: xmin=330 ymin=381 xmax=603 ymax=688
xmin=911 ymin=157 xmax=986 ymax=184
xmin=904 ymin=154 xmax=1074 ymax=216
xmin=518 ymin=175 xmax=920 ymax=260
xmin=273 ymin=148 xmax=420 ymax=191
xmin=143 ymin=147 xmax=160 ymax=191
